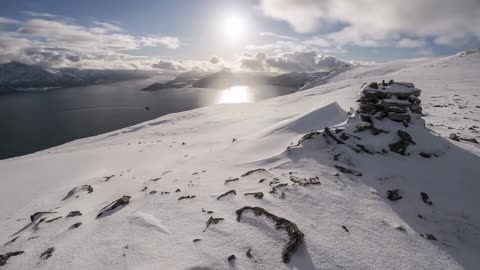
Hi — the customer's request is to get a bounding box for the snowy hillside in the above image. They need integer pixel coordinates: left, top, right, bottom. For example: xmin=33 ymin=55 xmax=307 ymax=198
xmin=1 ymin=51 xmax=480 ymax=269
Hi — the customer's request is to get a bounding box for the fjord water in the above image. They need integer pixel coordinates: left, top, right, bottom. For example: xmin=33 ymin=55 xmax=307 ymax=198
xmin=0 ymin=79 xmax=293 ymax=159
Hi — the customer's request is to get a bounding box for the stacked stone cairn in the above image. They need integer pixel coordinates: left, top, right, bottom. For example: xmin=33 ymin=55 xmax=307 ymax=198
xmin=354 ymin=80 xmax=423 ymax=155
xmin=357 ymin=80 xmax=422 ymax=124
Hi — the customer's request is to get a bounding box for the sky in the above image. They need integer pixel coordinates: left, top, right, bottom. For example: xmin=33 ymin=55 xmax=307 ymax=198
xmin=0 ymin=0 xmax=479 ymax=73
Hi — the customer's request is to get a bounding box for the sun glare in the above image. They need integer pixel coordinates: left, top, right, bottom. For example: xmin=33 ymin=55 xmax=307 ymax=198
xmin=216 ymin=86 xmax=252 ymax=104
xmin=222 ymin=14 xmax=246 ymax=42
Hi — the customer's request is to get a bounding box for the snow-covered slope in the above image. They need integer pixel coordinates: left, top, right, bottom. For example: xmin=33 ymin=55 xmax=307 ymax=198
xmin=1 ymin=51 xmax=480 ymax=269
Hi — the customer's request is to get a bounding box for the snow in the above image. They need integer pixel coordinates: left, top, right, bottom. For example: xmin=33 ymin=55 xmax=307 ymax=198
xmin=1 ymin=51 xmax=480 ymax=269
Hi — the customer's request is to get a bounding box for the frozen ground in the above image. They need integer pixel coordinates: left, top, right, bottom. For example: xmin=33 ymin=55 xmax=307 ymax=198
xmin=1 ymin=50 xmax=479 ymax=269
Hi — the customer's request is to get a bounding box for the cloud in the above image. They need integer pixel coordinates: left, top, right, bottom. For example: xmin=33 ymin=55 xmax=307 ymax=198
xmin=209 ymin=56 xmax=221 ymax=64
xmin=239 ymin=50 xmax=347 ymax=72
xmin=258 ymin=0 xmax=480 ymax=47
xmin=0 ymin=16 xmax=182 ymax=69
xmin=151 ymin=60 xmax=184 ymax=70
xmin=22 ymin=11 xmax=58 ymax=18
xmin=259 ymin=32 xmax=297 ymax=41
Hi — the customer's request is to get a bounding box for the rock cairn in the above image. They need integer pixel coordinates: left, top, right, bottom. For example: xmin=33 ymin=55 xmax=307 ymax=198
xmin=357 ymin=80 xmax=422 ymax=126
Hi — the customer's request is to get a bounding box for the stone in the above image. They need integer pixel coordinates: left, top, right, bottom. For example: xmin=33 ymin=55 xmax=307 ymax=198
xmin=419 ymin=152 xmax=432 ymax=158
xmin=461 ymin=138 xmax=479 ymax=144
xmin=96 ymin=195 xmax=131 ymax=218
xmin=425 ymin=234 xmax=437 ymax=241
xmin=66 ymin=211 xmax=82 ymax=218
xmin=246 ymin=248 xmax=253 ymax=259
xmin=334 ymin=165 xmax=363 ymax=176
xmin=178 ymin=195 xmax=196 ymax=200
xmin=62 ymin=185 xmax=93 ymax=200
xmin=217 ymin=190 xmax=236 ymax=200
xmin=368 ymin=82 xmax=379 ymax=89
xmin=0 ymin=251 xmax=24 ymax=266
xmin=227 ymin=255 xmax=236 ymax=262
xmin=241 ymin=169 xmax=268 ymax=177
xmin=289 ymin=176 xmax=321 ymax=186
xmin=449 ymin=133 xmax=460 ymax=141
xmin=342 ymin=226 xmax=349 ymax=232
xmin=387 ymin=190 xmax=402 ymax=201
xmin=224 ymin=178 xmax=239 ymax=185
xmin=3 ymin=236 xmax=20 ymax=246
xmin=244 ymin=192 xmax=264 ymax=199
xmin=69 ymin=222 xmax=82 ymax=229
xmin=397 ymin=130 xmax=416 ymax=145
xmin=40 ymin=247 xmax=55 ymax=260
xmin=193 ymin=239 xmax=201 ymax=243
xmin=387 ymin=113 xmax=411 ymax=122
xmin=203 ymin=217 xmax=224 ymax=232
xmin=420 ymin=192 xmax=433 ymax=205
xmin=389 ymin=140 xmax=409 ymax=155
xmin=324 ymin=127 xmax=345 ymax=144
xmin=236 ymin=206 xmax=304 ymax=263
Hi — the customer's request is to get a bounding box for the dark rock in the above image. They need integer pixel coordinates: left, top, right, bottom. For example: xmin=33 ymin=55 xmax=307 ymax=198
xmin=45 ymin=216 xmax=62 ymax=223
xmin=339 ymin=133 xmax=351 ymax=141
xmin=461 ymin=137 xmax=479 ymax=144
xmin=334 ymin=165 xmax=362 ymax=176
xmin=387 ymin=113 xmax=411 ymax=122
xmin=333 ymin=153 xmax=341 ymax=161
xmin=103 ymin=175 xmax=115 ymax=182
xmin=193 ymin=239 xmax=201 ymax=243
xmin=289 ymin=176 xmax=321 ymax=186
xmin=296 ymin=131 xmax=321 ymax=145
xmin=397 ymin=130 xmax=416 ymax=145
xmin=149 ymin=190 xmax=157 ymax=195
xmin=141 ymin=187 xmax=148 ymax=192
xmin=324 ymin=127 xmax=344 ymax=144
xmin=389 ymin=140 xmax=409 ymax=155
xmin=356 ymin=144 xmax=373 ymax=154
xmin=368 ymin=82 xmax=379 ymax=89
xmin=148 ymin=177 xmax=161 ymax=182
xmin=178 ymin=195 xmax=196 ymax=200
xmin=418 ymin=214 xmax=424 ymax=219
xmin=420 ymin=192 xmax=433 ymax=205
xmin=258 ymin=178 xmax=266 ymax=183
xmin=217 ymin=190 xmax=236 ymax=200
xmin=69 ymin=222 xmax=82 ymax=229
xmin=387 ymin=190 xmax=402 ymax=201
xmin=28 ymin=236 xmax=39 ymax=240
xmin=342 ymin=226 xmax=349 ymax=232
xmin=449 ymin=133 xmax=460 ymax=141
xmin=96 ymin=195 xmax=131 ymax=218
xmin=40 ymin=247 xmax=55 ymax=260
xmin=236 ymin=206 xmax=304 ymax=263
xmin=402 ymin=120 xmax=409 ymax=128
xmin=30 ymin=212 xmax=57 ymax=223
xmin=228 ymin=254 xmax=236 ymax=262
xmin=3 ymin=236 xmax=20 ymax=246
xmin=0 ymin=251 xmax=24 ymax=266
xmin=203 ymin=217 xmax=224 ymax=232
xmin=224 ymin=178 xmax=239 ymax=185
xmin=175 ymin=189 xmax=181 ymax=193
xmin=66 ymin=211 xmax=82 ymax=218
xmin=246 ymin=248 xmax=253 ymax=259
xmin=244 ymin=192 xmax=264 ymax=199
xmin=242 ymin=169 xmax=268 ymax=177
xmin=62 ymin=185 xmax=94 ymax=200
xmin=355 ymin=123 xmax=373 ymax=132
xmin=425 ymin=234 xmax=437 ymax=241
xmin=419 ymin=152 xmax=432 ymax=158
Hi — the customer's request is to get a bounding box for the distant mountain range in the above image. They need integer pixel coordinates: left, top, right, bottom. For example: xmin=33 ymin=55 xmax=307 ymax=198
xmin=141 ymin=69 xmax=337 ymax=91
xmin=0 ymin=62 xmax=157 ymax=93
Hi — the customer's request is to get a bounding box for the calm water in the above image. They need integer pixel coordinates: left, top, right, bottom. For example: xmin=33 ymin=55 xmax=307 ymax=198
xmin=0 ymin=78 xmax=293 ymax=159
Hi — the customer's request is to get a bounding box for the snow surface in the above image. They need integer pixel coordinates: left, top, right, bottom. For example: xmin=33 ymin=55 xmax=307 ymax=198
xmin=1 ymin=51 xmax=480 ymax=269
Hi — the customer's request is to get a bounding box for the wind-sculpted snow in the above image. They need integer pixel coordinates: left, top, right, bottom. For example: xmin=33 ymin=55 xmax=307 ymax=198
xmin=1 ymin=51 xmax=480 ymax=269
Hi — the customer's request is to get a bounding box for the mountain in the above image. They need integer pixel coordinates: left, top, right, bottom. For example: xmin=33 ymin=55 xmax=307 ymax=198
xmin=1 ymin=51 xmax=480 ymax=269
xmin=298 ymin=63 xmax=353 ymax=91
xmin=141 ymin=70 xmax=210 ymax=91
xmin=142 ymin=70 xmax=332 ymax=91
xmin=266 ymin=71 xmax=328 ymax=89
xmin=0 ymin=62 xmax=157 ymax=92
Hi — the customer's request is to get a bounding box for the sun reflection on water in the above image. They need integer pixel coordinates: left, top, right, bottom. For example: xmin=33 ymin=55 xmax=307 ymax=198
xmin=216 ymin=86 xmax=253 ymax=104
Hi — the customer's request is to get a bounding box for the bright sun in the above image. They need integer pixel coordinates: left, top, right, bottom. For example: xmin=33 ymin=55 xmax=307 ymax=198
xmin=222 ymin=14 xmax=246 ymax=42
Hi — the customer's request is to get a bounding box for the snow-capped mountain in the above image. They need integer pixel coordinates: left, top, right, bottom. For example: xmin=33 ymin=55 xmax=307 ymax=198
xmin=0 ymin=62 xmax=157 ymax=92
xmin=1 ymin=51 xmax=480 ymax=269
